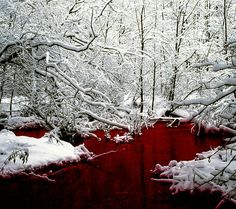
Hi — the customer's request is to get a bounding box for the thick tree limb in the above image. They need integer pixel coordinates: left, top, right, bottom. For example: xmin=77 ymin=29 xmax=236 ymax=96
xmin=178 ymin=87 xmax=236 ymax=106
xmin=79 ymin=108 xmax=129 ymax=130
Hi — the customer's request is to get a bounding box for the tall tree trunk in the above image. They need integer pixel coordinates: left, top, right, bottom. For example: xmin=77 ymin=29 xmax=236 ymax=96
xmin=151 ymin=0 xmax=158 ymax=111
xmin=10 ymin=73 xmax=16 ymax=116
xmin=139 ymin=5 xmax=145 ymax=113
xmin=168 ymin=66 xmax=178 ymax=101
xmin=169 ymin=6 xmax=181 ymax=101
xmin=204 ymin=0 xmax=211 ymax=42
xmin=160 ymin=0 xmax=166 ymax=95
xmin=151 ymin=61 xmax=157 ymax=110
xmin=0 ymin=66 xmax=6 ymax=104
xmin=223 ymin=0 xmax=228 ymax=55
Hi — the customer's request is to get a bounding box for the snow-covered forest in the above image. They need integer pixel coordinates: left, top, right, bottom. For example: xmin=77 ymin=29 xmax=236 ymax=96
xmin=1 ymin=0 xmax=235 ymax=134
xmin=1 ymin=0 xmax=236 ymax=207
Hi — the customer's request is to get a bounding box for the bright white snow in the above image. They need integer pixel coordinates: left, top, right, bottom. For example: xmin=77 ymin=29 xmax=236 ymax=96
xmin=5 ymin=116 xmax=47 ymax=130
xmin=151 ymin=140 xmax=236 ymax=205
xmin=112 ymin=132 xmax=134 ymax=143
xmin=0 ymin=129 xmax=93 ymax=177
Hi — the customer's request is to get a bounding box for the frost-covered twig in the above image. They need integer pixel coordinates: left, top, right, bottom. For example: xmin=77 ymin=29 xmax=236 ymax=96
xmin=1 ymin=148 xmax=29 ymax=171
xmin=151 ymin=144 xmax=236 ymax=205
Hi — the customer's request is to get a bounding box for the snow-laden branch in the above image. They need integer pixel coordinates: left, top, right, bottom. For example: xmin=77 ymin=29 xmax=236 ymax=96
xmin=210 ymin=77 xmax=236 ymax=88
xmin=31 ymin=50 xmax=111 ymax=105
xmin=151 ymin=144 xmax=236 ymax=203
xmin=213 ymin=62 xmax=236 ymax=71
xmin=219 ymin=105 xmax=236 ymax=120
xmin=30 ymin=38 xmax=95 ymax=53
xmin=194 ymin=60 xmax=236 ymax=71
xmin=0 ymin=41 xmax=22 ymax=64
xmin=31 ymin=51 xmax=130 ymax=131
xmin=96 ymin=0 xmax=113 ymax=20
xmin=79 ymin=108 xmax=129 ymax=130
xmin=177 ymin=87 xmax=236 ymax=106
xmin=31 ymin=8 xmax=96 ymax=53
xmin=226 ymin=39 xmax=236 ymax=48
xmin=219 ymin=125 xmax=236 ymax=135
xmin=0 ymin=41 xmax=21 ymax=58
xmin=35 ymin=65 xmax=111 ymax=108
xmin=193 ymin=61 xmax=215 ymax=68
xmin=46 ymin=62 xmax=111 ymax=103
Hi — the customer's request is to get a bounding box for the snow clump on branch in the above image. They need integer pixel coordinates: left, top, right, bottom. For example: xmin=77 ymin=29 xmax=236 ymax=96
xmin=151 ymin=141 xmax=236 ymax=206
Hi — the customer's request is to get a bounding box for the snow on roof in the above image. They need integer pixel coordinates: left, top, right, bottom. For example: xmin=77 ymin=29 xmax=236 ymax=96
xmin=0 ymin=129 xmax=93 ymax=177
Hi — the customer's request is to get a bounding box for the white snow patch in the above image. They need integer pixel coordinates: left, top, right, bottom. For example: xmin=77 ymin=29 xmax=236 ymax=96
xmin=0 ymin=129 xmax=93 ymax=176
xmin=112 ymin=132 xmax=134 ymax=143
xmin=152 ymin=144 xmax=236 ymax=203
xmin=0 ymin=96 xmax=27 ymax=116
xmin=172 ymin=109 xmax=191 ymax=118
xmin=5 ymin=116 xmax=46 ymax=130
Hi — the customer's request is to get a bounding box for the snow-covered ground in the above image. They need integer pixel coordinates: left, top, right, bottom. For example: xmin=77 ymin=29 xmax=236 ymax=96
xmin=3 ymin=116 xmax=47 ymax=130
xmin=0 ymin=115 xmax=136 ymax=177
xmin=0 ymin=129 xmax=93 ymax=177
xmin=151 ymin=138 xmax=236 ymax=207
